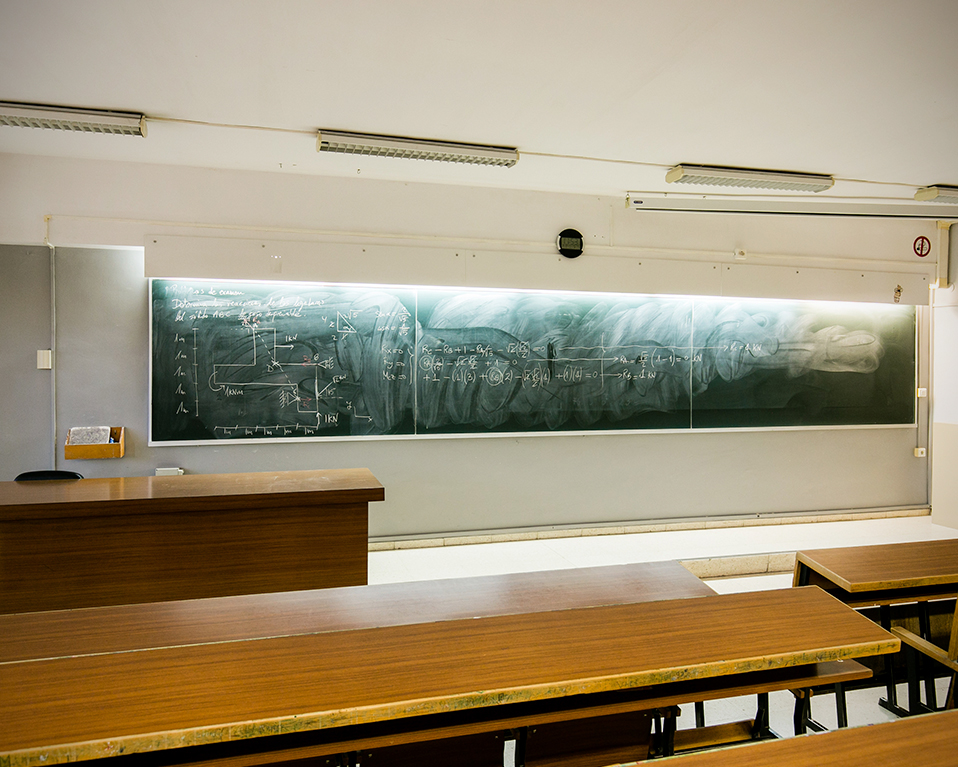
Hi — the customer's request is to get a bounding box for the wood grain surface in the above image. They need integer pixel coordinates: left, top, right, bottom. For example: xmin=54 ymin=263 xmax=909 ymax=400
xmin=35 ymin=661 xmax=865 ymax=767
xmin=648 ymin=708 xmax=958 ymax=766
xmin=0 ymin=470 xmax=381 ymax=612
xmin=0 ymin=561 xmax=714 ymax=663
xmin=795 ymin=539 xmax=958 ymax=592
xmin=0 ymin=587 xmax=897 ymax=764
xmin=0 ymin=469 xmax=384 ymax=520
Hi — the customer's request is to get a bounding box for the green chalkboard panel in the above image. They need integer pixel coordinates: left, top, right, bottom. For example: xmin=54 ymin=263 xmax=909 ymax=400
xmin=150 ymin=280 xmax=916 ymax=442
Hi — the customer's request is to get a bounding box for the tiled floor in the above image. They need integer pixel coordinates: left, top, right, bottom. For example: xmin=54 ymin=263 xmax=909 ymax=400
xmin=368 ymin=514 xmax=958 ymax=742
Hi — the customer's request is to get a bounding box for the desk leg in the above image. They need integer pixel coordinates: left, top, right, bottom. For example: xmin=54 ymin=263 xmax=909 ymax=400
xmin=753 ymin=693 xmax=772 ymax=739
xmin=793 ymin=691 xmax=811 ymax=735
xmin=835 ymin=683 xmax=849 ymax=728
xmin=919 ymin=602 xmax=939 ymax=710
xmin=901 ymin=637 xmax=940 ymax=717
xmin=514 ymin=727 xmax=527 ymax=767
xmin=664 ymin=709 xmax=677 ymax=757
xmin=794 ymin=563 xmax=810 ymax=587
xmin=877 ymin=604 xmax=909 ymax=717
xmin=904 ymin=643 xmax=924 ymax=716
xmin=652 ymin=707 xmax=678 ymax=757
xmin=793 ymin=687 xmax=837 ymax=735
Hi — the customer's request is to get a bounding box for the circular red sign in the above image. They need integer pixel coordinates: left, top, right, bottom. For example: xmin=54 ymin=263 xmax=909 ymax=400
xmin=914 ymin=236 xmax=932 ymax=257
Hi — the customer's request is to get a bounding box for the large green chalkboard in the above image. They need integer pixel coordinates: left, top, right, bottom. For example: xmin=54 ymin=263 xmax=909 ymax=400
xmin=150 ymin=279 xmax=916 ymax=442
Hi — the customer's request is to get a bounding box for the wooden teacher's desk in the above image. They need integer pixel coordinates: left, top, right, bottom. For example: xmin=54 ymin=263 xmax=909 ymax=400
xmin=0 ymin=469 xmax=383 ymax=613
xmin=0 ymin=586 xmax=896 ymax=767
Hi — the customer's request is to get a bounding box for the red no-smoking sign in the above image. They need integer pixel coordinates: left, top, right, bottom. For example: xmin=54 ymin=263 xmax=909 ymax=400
xmin=914 ymin=236 xmax=932 ymax=257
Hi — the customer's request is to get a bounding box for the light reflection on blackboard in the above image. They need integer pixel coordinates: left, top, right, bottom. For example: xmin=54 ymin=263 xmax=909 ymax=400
xmin=151 ymin=280 xmax=915 ymax=442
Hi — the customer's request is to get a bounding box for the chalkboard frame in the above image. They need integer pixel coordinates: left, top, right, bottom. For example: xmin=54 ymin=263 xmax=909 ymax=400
xmin=149 ymin=279 xmax=918 ymax=445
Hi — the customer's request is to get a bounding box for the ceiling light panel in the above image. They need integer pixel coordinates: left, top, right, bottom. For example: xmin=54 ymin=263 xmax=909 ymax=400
xmin=666 ymin=164 xmax=834 ymax=193
xmin=0 ymin=102 xmax=146 ymax=136
xmin=915 ymin=186 xmax=958 ymax=204
xmin=317 ymin=130 xmax=518 ymax=167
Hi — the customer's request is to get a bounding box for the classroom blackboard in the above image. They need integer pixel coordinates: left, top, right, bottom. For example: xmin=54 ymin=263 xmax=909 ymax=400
xmin=150 ymin=279 xmax=916 ymax=442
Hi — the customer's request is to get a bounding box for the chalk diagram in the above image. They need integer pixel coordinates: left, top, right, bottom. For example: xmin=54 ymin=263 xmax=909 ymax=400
xmin=151 ymin=281 xmax=916 ymax=441
xmin=206 ymin=313 xmax=365 ymax=433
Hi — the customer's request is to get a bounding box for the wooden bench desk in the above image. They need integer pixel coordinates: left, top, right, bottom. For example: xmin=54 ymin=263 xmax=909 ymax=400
xmin=0 ymin=560 xmax=714 ymax=663
xmin=794 ymin=540 xmax=958 ymax=716
xmin=0 ymin=469 xmax=384 ymax=613
xmin=640 ymin=708 xmax=958 ymax=767
xmin=794 ymin=539 xmax=958 ymax=608
xmin=0 ymin=586 xmax=897 ymax=767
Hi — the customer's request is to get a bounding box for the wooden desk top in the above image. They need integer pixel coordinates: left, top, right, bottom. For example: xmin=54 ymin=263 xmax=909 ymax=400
xmin=796 ymin=539 xmax=958 ymax=592
xmin=0 ymin=587 xmax=897 ymax=764
xmin=0 ymin=561 xmax=714 ymax=664
xmin=652 ymin=708 xmax=958 ymax=766
xmin=0 ymin=468 xmax=384 ymax=519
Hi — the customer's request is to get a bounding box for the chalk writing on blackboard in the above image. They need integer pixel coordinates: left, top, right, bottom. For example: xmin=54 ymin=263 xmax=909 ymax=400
xmin=150 ymin=280 xmax=916 ymax=442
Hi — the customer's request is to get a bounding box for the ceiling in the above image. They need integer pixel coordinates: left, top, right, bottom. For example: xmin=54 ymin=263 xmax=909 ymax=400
xmin=1 ymin=0 xmax=957 ymax=207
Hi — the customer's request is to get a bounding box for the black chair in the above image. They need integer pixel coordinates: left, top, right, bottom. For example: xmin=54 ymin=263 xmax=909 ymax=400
xmin=14 ymin=470 xmax=84 ymax=481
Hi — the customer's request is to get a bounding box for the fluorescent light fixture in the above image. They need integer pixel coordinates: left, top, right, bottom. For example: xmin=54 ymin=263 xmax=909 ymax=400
xmin=0 ymin=102 xmax=146 ymax=136
xmin=625 ymin=193 xmax=958 ymax=218
xmin=665 ymin=164 xmax=834 ymax=193
xmin=317 ymin=130 xmax=517 ymax=167
xmin=915 ymin=185 xmax=958 ymax=204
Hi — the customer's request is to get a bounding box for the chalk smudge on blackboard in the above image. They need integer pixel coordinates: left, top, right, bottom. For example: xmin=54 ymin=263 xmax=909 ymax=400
xmin=150 ymin=280 xmax=916 ymax=441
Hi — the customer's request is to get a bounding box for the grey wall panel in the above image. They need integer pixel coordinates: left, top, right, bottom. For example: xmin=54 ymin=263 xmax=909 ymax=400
xmin=0 ymin=245 xmax=52 ymax=480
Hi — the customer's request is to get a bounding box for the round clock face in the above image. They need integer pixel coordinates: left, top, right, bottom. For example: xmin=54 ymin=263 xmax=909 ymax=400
xmin=557 ymin=228 xmax=583 ymax=258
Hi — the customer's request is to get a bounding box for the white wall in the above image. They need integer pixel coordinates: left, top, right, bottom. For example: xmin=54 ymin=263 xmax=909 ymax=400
xmin=933 ymin=226 xmax=958 ymax=529
xmin=0 ymin=152 xmax=943 ymax=273
xmin=0 ymin=152 xmax=937 ymax=538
